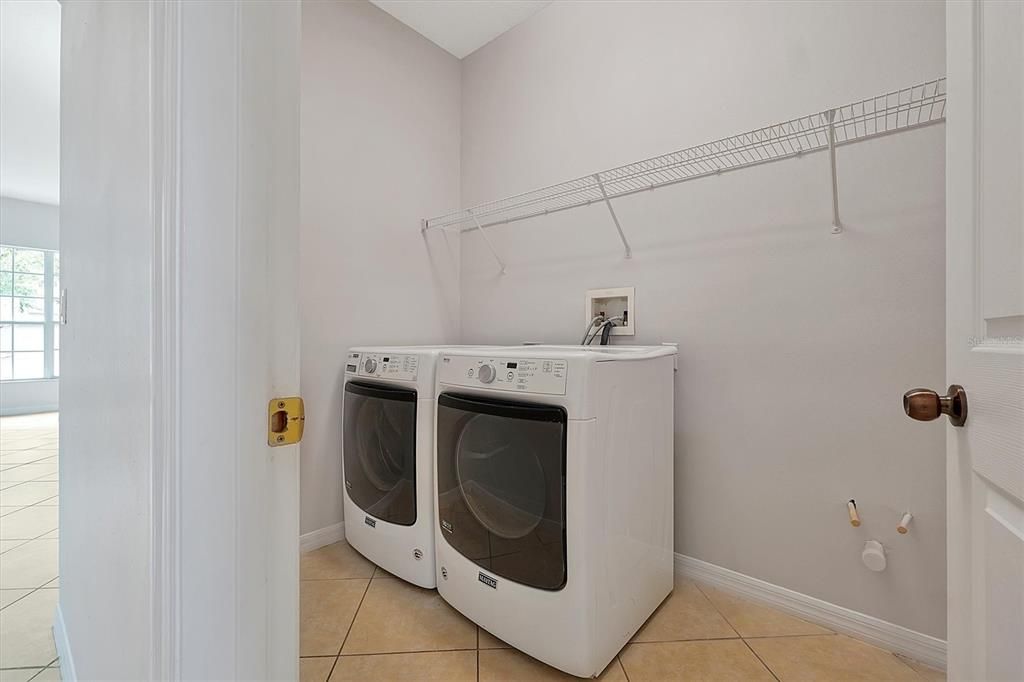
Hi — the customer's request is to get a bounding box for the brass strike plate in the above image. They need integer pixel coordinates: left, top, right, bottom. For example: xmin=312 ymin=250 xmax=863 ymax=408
xmin=268 ymin=397 xmax=305 ymax=446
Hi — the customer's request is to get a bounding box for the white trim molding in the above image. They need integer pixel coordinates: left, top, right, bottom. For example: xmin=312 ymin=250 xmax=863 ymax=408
xmin=675 ymin=553 xmax=947 ymax=670
xmin=149 ymin=1 xmax=183 ymax=680
xmin=53 ymin=602 xmax=78 ymax=682
xmin=300 ymin=522 xmax=346 ymax=553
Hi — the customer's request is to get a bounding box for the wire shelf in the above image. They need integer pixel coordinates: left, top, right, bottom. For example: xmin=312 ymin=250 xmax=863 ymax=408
xmin=424 ymin=77 xmax=946 ymax=234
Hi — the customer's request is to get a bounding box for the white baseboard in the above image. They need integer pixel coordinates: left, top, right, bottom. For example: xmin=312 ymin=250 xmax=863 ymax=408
xmin=675 ymin=553 xmax=946 ymax=671
xmin=300 ymin=521 xmax=345 ymax=553
xmin=53 ymin=602 xmax=77 ymax=682
xmin=0 ymin=403 xmax=59 ymax=417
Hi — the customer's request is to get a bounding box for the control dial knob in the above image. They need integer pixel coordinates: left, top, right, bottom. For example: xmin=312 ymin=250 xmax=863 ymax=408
xmin=363 ymin=358 xmax=378 ymax=374
xmin=478 ymin=364 xmax=496 ymax=384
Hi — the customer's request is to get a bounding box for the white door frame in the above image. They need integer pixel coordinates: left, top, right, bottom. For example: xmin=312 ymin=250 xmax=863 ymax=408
xmin=149 ymin=1 xmax=183 ymax=678
xmin=146 ymin=1 xmax=301 ymax=679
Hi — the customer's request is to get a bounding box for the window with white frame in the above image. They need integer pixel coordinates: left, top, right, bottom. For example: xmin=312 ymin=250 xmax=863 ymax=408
xmin=0 ymin=245 xmax=60 ymax=381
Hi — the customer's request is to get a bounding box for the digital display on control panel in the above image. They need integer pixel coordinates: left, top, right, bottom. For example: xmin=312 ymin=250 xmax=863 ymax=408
xmin=506 ymin=362 xmax=517 ymax=369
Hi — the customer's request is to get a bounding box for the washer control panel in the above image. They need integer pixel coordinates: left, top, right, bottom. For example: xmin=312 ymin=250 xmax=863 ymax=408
xmin=346 ymin=351 xmax=419 ymax=381
xmin=440 ymin=355 xmax=567 ymax=395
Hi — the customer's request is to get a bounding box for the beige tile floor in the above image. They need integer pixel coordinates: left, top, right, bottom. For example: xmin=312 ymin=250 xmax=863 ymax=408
xmin=0 ymin=412 xmax=62 ymax=682
xmin=0 ymin=413 xmax=947 ymax=682
xmin=301 ymin=540 xmax=946 ymax=682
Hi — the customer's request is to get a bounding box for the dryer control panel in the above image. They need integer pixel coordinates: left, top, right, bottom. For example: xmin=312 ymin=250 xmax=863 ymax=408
xmin=346 ymin=351 xmax=419 ymax=381
xmin=440 ymin=355 xmax=567 ymax=395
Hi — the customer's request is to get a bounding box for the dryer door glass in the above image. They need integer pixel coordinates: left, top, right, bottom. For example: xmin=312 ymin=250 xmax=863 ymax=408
xmin=343 ymin=381 xmax=417 ymax=526
xmin=436 ymin=392 xmax=567 ymax=590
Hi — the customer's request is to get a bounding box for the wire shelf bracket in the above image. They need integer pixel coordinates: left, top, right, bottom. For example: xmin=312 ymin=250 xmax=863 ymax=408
xmin=469 ymin=209 xmax=507 ymax=275
xmin=423 ymin=77 xmax=946 ymax=253
xmin=594 ymin=173 xmax=632 ymax=258
xmin=825 ymin=109 xmax=842 ymax=234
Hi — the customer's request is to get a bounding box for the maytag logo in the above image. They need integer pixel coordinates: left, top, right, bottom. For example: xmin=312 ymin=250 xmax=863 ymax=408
xmin=478 ymin=572 xmax=497 ymax=589
xmin=441 ymin=520 xmax=453 ymax=534
xmin=364 ymin=516 xmax=376 ymax=529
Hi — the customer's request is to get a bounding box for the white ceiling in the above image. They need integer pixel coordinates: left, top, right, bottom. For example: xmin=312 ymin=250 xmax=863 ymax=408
xmin=0 ymin=0 xmax=61 ymax=206
xmin=370 ymin=0 xmax=550 ymax=59
xmin=0 ymin=0 xmax=542 ymax=206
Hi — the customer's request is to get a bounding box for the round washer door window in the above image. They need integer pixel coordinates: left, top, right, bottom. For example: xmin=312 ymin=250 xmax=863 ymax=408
xmin=354 ymin=400 xmax=408 ymax=492
xmin=455 ymin=413 xmax=547 ymax=539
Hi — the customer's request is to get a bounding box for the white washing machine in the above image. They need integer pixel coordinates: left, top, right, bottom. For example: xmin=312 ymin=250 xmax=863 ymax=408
xmin=342 ymin=346 xmax=481 ymax=588
xmin=433 ymin=345 xmax=677 ymax=677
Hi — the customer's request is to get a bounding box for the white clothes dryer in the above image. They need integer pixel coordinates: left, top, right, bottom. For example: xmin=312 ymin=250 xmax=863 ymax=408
xmin=433 ymin=345 xmax=677 ymax=677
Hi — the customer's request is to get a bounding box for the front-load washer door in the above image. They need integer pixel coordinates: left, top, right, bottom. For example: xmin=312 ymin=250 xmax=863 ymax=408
xmin=343 ymin=381 xmax=417 ymax=526
xmin=436 ymin=392 xmax=567 ymax=590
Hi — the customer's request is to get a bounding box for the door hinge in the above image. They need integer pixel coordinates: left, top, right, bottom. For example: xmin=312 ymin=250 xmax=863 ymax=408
xmin=268 ymin=397 xmax=304 ymax=446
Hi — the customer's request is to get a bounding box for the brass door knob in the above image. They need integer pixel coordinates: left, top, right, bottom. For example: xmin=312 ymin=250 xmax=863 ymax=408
xmin=903 ymin=385 xmax=968 ymax=427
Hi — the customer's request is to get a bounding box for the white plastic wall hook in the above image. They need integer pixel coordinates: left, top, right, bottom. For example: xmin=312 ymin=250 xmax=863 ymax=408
xmin=897 ymin=512 xmax=913 ymax=534
xmin=847 ymin=499 xmax=861 ymax=527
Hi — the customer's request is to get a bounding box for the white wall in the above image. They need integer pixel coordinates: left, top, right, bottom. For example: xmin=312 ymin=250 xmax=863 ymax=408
xmin=0 ymin=0 xmax=60 ymax=205
xmin=0 ymin=197 xmax=59 ymax=250
xmin=459 ymin=0 xmax=947 ymax=638
xmin=0 ymin=197 xmax=60 ymax=416
xmin=300 ymin=0 xmax=461 ymax=535
xmin=59 ymin=1 xmax=152 ymax=678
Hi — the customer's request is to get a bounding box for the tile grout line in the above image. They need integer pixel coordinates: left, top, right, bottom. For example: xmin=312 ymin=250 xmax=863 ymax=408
xmin=336 ymin=647 xmax=478 ymax=658
xmin=0 ymin=457 xmax=54 ymax=476
xmin=628 ymin=636 xmax=744 ymax=646
xmin=0 ymin=522 xmax=61 ymax=614
xmin=0 ymin=516 xmax=60 ymax=545
xmin=890 ymin=652 xmax=934 ymax=679
xmin=0 ymin=487 xmax=60 ymax=511
xmin=742 ymin=632 xmax=839 ymax=640
xmin=617 ymin=654 xmax=631 ymax=682
xmin=327 ymin=577 xmax=373 ymax=678
xmin=741 ymin=638 xmax=782 ymax=682
xmin=691 ymin=580 xmax=743 ymax=639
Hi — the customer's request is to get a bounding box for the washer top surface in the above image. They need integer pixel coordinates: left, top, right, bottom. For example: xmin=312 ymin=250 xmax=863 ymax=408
xmin=445 ymin=344 xmax=677 ymax=361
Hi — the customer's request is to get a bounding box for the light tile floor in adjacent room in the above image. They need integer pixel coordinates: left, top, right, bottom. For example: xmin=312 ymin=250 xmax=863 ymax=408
xmin=301 ymin=540 xmax=946 ymax=682
xmin=0 ymin=413 xmax=61 ymax=681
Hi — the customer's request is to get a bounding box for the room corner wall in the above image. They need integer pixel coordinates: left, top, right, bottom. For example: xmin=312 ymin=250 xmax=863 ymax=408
xmin=299 ymin=0 xmax=461 ymax=536
xmin=458 ymin=0 xmax=947 ymax=640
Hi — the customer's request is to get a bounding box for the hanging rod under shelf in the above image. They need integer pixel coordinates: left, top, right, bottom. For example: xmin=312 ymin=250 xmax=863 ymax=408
xmin=422 ymin=77 xmax=946 ymax=244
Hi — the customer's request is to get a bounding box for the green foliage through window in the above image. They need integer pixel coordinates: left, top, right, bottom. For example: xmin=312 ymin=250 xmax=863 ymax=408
xmin=0 ymin=245 xmax=59 ymax=380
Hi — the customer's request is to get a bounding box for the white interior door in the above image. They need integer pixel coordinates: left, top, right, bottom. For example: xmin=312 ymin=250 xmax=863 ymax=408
xmin=174 ymin=1 xmax=301 ymax=679
xmin=945 ymin=2 xmax=1024 ymax=679
xmin=60 ymin=1 xmax=300 ymax=678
